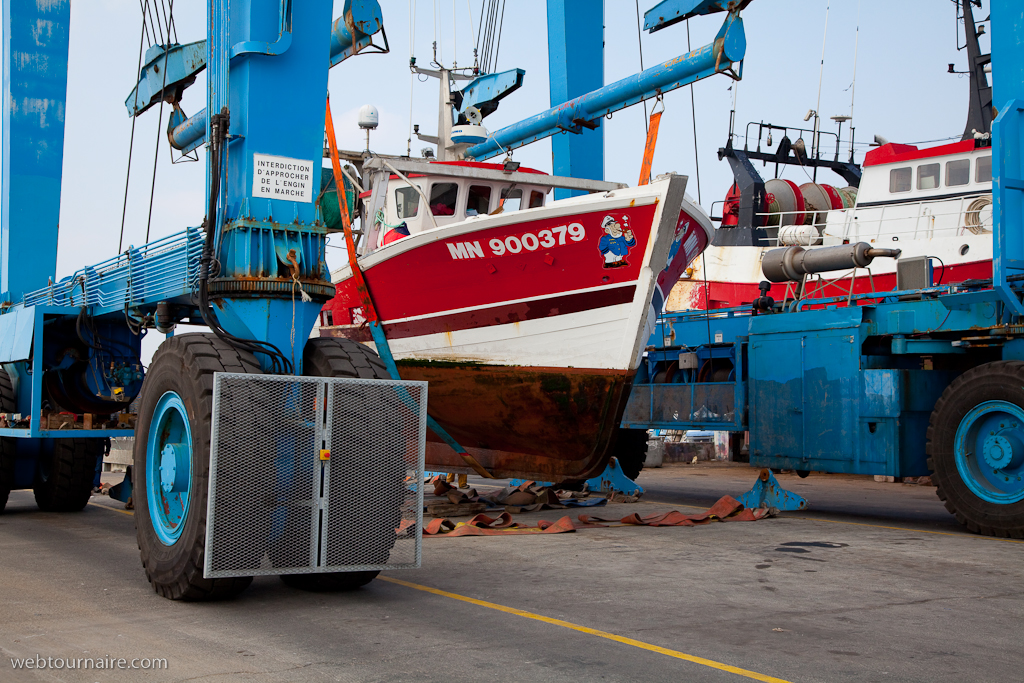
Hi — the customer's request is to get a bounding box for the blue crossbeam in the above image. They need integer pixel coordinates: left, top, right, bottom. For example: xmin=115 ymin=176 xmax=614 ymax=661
xmin=466 ymin=9 xmax=745 ymax=160
xmin=19 ymin=228 xmax=203 ymax=315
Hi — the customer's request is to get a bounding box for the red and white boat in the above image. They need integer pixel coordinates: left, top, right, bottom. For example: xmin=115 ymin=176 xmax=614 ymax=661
xmin=669 ymin=138 xmax=994 ymax=310
xmin=320 ymin=162 xmax=712 ymax=480
xmin=668 ymin=0 xmax=994 ymax=311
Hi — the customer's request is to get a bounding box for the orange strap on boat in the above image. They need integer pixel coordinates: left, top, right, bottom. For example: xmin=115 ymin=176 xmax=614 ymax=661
xmin=637 ymin=100 xmax=664 ymax=186
xmin=323 ymin=97 xmax=496 ymax=480
xmin=325 ymin=96 xmax=378 ymax=324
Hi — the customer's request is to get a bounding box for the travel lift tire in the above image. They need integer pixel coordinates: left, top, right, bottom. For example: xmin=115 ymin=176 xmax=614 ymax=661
xmin=33 ymin=439 xmax=104 ymax=512
xmin=927 ymin=361 xmax=1024 ymax=538
xmin=0 ymin=369 xmax=16 ymax=513
xmin=133 ymin=334 xmax=261 ymax=600
xmin=277 ymin=337 xmax=401 ymax=592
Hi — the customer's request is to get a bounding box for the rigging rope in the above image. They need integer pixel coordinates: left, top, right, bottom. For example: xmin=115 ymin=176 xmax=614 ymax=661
xmin=119 ymin=2 xmax=150 ymax=253
xmin=145 ymin=0 xmax=175 ymax=244
xmin=477 ymin=0 xmax=504 ymax=73
xmin=686 ymin=19 xmax=701 ymax=205
xmin=635 ymin=0 xmax=648 ymax=133
xmin=466 ymin=0 xmax=477 ymax=69
xmin=492 ymin=0 xmax=505 ymax=72
xmin=685 ymin=19 xmax=711 ymax=344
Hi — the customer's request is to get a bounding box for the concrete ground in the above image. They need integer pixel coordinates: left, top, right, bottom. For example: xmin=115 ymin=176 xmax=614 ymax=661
xmin=1 ymin=462 xmax=1021 ymax=683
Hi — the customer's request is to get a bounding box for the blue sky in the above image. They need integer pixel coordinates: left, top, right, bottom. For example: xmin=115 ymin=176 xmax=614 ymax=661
xmin=51 ymin=0 xmax=987 ymax=281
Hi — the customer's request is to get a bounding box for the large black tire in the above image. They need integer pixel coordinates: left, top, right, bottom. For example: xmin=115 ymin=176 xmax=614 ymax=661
xmin=612 ymin=428 xmax=648 ymax=481
xmin=33 ymin=439 xmax=104 ymax=512
xmin=927 ymin=361 xmax=1024 ymax=538
xmin=278 ymin=337 xmax=396 ymax=592
xmin=133 ymin=334 xmax=260 ymax=600
xmin=0 ymin=369 xmax=16 ymax=513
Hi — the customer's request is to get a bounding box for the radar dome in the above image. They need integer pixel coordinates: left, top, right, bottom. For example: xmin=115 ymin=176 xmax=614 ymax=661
xmin=358 ymin=104 xmax=379 ymax=130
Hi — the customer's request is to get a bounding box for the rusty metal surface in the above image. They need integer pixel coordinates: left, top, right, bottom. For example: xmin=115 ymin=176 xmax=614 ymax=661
xmin=396 ymin=362 xmax=634 ymax=481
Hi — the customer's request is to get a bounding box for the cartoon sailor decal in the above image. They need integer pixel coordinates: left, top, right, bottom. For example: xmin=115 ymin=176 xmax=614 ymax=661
xmin=598 ymin=214 xmax=636 ymax=268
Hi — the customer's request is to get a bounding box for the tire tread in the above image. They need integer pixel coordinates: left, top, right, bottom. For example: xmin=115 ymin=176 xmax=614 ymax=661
xmin=926 ymin=360 xmax=1024 ymax=537
xmin=135 ymin=333 xmax=259 ymax=601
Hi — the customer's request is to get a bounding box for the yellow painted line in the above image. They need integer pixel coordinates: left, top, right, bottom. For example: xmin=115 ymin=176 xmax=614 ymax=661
xmin=379 ymin=576 xmax=791 ymax=683
xmin=88 ymin=501 xmax=133 ymax=516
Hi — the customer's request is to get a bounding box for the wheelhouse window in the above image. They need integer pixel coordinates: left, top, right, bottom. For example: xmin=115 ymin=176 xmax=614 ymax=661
xmin=945 ymin=159 xmax=971 ymax=187
xmin=429 ymin=183 xmax=459 ymax=216
xmin=529 ymin=190 xmax=545 ymax=209
xmin=501 ymin=188 xmax=523 ymax=212
xmin=917 ymin=163 xmax=940 ymax=190
xmin=395 ymin=186 xmax=420 ymax=219
xmin=889 ymin=167 xmax=912 ymax=193
xmin=466 ymin=185 xmax=492 ymax=216
xmin=976 ymin=155 xmax=992 ymax=183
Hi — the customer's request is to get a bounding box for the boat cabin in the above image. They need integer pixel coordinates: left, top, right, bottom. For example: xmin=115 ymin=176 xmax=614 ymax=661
xmin=823 ymin=139 xmax=995 ymax=244
xmin=856 ymin=140 xmax=992 ymax=204
xmin=367 ymin=161 xmax=552 ymax=247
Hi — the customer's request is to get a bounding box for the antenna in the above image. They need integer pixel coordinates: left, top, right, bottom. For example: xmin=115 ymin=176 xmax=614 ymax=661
xmin=465 ymin=106 xmax=483 ymax=125
xmin=813 ymin=1 xmax=830 ymax=161
xmin=849 ymin=0 xmax=860 ymax=161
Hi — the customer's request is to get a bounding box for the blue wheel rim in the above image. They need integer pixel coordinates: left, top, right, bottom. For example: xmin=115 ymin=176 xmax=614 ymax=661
xmin=954 ymin=400 xmax=1024 ymax=504
xmin=146 ymin=391 xmax=193 ymax=545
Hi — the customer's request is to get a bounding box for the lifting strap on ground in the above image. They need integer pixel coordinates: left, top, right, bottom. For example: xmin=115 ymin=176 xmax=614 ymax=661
xmin=424 ymin=495 xmax=773 ymax=537
xmin=637 ymin=98 xmax=664 ymax=186
xmin=324 ymin=97 xmax=496 ymax=479
xmin=578 ymin=495 xmax=772 ymax=526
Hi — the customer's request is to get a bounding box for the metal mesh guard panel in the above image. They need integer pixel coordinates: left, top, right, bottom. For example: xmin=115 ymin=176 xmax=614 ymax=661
xmin=205 ymin=373 xmax=426 ymax=579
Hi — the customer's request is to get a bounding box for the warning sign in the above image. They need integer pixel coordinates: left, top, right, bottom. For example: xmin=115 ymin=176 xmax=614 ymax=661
xmin=252 ymin=153 xmax=315 ymax=203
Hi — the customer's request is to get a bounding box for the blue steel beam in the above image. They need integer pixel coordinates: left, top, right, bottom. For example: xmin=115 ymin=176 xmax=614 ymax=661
xmin=644 ymin=0 xmax=753 ymax=33
xmin=125 ymin=41 xmax=207 ymax=117
xmin=149 ymin=0 xmax=384 ymax=152
xmin=991 ymin=0 xmax=1024 ymax=316
xmin=329 ymin=0 xmax=385 ymax=66
xmin=546 ymin=0 xmax=604 ymax=199
xmin=468 ymin=9 xmax=745 ymax=166
xmin=204 ymin=0 xmax=337 ymax=373
xmin=1 ymin=0 xmax=70 ymax=301
xmin=457 ymin=68 xmax=525 ymax=119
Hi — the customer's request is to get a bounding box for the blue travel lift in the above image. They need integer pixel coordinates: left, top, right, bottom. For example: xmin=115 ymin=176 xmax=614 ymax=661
xmin=621 ymin=1 xmax=1024 ymax=535
xmin=0 ymin=0 xmax=403 ymax=600
xmin=0 ymin=0 xmax=752 ymax=598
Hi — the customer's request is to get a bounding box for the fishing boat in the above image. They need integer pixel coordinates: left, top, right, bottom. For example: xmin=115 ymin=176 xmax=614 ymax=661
xmin=320 ymin=161 xmax=712 ymax=480
xmin=668 ymin=0 xmax=994 ymax=311
xmin=669 ymin=137 xmax=994 ymax=311
xmin=312 ymin=0 xmax=759 ymax=480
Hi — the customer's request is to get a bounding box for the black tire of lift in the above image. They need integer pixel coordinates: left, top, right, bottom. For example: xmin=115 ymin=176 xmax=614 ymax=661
xmin=33 ymin=438 xmax=104 ymax=512
xmin=926 ymin=360 xmax=1024 ymax=538
xmin=277 ymin=337 xmax=393 ymax=592
xmin=133 ymin=333 xmax=261 ymax=600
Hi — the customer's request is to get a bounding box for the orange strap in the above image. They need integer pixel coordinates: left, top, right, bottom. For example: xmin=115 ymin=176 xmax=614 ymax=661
xmin=637 ymin=110 xmax=663 ymax=186
xmin=324 ymin=96 xmax=378 ymax=323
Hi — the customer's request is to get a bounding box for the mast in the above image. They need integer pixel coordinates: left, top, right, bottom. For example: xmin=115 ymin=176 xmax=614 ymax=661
xmin=960 ymin=0 xmax=993 ymax=140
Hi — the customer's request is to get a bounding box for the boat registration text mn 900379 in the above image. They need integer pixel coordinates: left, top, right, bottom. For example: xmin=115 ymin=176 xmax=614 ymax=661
xmin=252 ymin=153 xmax=315 ymax=203
xmin=447 ymin=223 xmax=585 ymax=260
